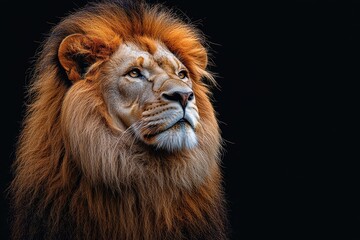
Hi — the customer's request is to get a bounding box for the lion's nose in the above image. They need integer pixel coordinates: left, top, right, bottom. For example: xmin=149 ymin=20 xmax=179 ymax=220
xmin=162 ymin=91 xmax=194 ymax=109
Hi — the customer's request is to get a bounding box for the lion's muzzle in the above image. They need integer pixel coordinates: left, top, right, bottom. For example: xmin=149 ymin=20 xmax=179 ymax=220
xmin=138 ymin=79 xmax=199 ymax=151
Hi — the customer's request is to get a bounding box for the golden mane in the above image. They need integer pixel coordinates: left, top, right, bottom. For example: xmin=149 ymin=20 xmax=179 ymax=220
xmin=11 ymin=0 xmax=227 ymax=239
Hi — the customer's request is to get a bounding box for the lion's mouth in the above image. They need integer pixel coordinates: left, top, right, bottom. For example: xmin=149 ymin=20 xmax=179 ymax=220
xmin=177 ymin=118 xmax=189 ymax=124
xmin=144 ymin=118 xmax=192 ymax=139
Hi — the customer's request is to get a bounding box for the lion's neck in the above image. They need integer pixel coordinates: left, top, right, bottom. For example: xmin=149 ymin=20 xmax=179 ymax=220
xmin=54 ymin=156 xmax=227 ymax=240
xmin=67 ymin=124 xmax=217 ymax=191
xmin=13 ymin=109 xmax=227 ymax=239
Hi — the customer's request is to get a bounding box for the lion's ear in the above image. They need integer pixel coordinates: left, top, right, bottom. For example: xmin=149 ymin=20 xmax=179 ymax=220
xmin=58 ymin=34 xmax=119 ymax=82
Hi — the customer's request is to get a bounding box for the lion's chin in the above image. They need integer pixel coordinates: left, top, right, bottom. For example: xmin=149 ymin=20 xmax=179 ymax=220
xmin=144 ymin=123 xmax=198 ymax=151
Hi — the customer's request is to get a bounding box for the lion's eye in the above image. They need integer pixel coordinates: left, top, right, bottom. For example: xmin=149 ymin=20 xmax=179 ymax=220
xmin=127 ymin=69 xmax=142 ymax=78
xmin=178 ymin=70 xmax=188 ymax=79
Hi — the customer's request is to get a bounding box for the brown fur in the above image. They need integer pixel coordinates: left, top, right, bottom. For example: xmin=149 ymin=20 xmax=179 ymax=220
xmin=11 ymin=0 xmax=227 ymax=239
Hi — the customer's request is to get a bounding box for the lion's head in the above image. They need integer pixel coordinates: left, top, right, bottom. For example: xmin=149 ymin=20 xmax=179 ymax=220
xmin=60 ymin=35 xmax=202 ymax=151
xmin=11 ymin=1 xmax=226 ymax=239
xmin=51 ymin=1 xmax=221 ymax=188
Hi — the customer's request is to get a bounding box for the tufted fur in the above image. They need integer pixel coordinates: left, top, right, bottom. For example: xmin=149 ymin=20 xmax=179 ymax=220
xmin=11 ymin=0 xmax=227 ymax=239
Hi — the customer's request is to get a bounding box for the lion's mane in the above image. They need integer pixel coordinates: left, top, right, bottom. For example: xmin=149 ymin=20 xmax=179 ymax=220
xmin=11 ymin=1 xmax=227 ymax=239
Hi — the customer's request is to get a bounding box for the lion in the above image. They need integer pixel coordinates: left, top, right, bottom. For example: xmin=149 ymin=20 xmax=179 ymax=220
xmin=11 ymin=0 xmax=227 ymax=239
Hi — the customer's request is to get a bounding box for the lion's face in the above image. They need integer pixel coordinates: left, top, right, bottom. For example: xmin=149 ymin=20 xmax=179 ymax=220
xmin=58 ymin=34 xmax=202 ymax=152
xmin=103 ymin=42 xmax=199 ymax=151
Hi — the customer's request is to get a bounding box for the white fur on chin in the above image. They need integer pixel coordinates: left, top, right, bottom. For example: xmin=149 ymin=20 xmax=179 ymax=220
xmin=155 ymin=124 xmax=198 ymax=151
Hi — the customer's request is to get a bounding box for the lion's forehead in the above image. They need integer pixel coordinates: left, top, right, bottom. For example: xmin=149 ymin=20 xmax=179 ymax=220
xmin=111 ymin=41 xmax=183 ymax=72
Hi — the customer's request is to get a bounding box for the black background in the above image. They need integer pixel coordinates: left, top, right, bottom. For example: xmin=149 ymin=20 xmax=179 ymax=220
xmin=1 ymin=0 xmax=359 ymax=239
